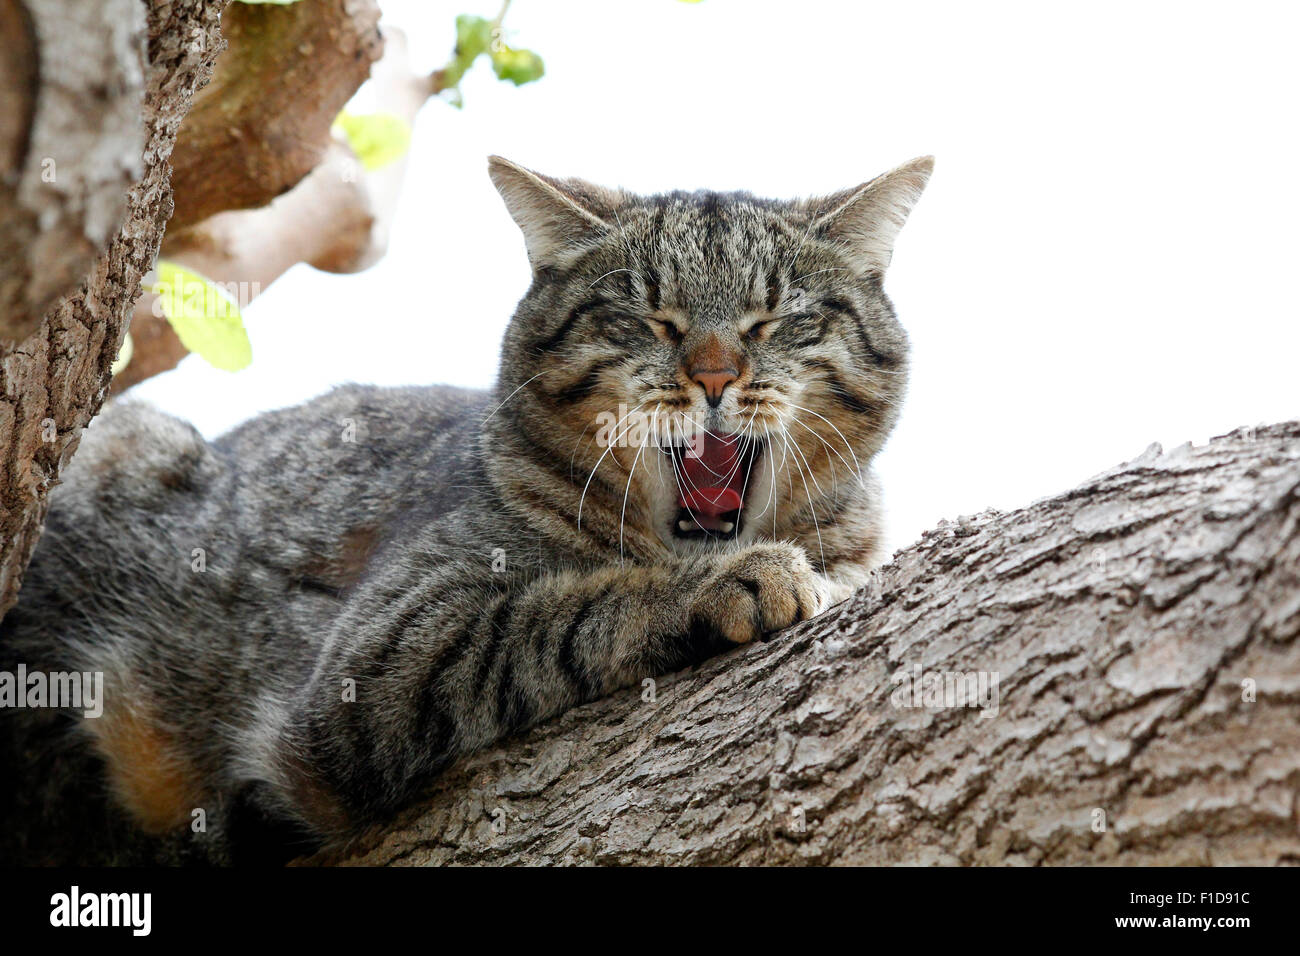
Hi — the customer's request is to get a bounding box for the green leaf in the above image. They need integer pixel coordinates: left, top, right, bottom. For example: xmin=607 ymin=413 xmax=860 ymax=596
xmin=151 ymin=261 xmax=252 ymax=372
xmin=439 ymin=12 xmax=546 ymax=103
xmin=441 ymin=13 xmax=493 ymax=88
xmin=332 ymin=111 xmax=412 ymax=171
xmin=490 ymin=46 xmax=545 ymax=86
xmin=455 ymin=14 xmax=494 ymax=61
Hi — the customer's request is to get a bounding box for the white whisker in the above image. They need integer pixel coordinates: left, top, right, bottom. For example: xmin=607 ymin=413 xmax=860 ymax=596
xmin=577 ymin=402 xmax=644 ymax=531
xmin=481 ymin=370 xmax=546 ymax=426
xmin=587 ymin=268 xmax=638 ymax=291
xmin=789 ymin=402 xmax=865 ymax=484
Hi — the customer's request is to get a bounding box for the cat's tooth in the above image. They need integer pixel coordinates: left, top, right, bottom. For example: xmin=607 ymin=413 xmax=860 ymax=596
xmin=678 ymin=520 xmax=694 ymax=532
xmin=720 ymin=521 xmax=735 ymax=534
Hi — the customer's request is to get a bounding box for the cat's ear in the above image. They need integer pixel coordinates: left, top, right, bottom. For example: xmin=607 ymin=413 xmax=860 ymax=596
xmin=488 ymin=156 xmax=621 ymax=271
xmin=809 ymin=156 xmax=934 ymax=275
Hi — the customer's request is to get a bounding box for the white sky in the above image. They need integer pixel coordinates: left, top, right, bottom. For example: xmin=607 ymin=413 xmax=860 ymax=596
xmin=134 ymin=0 xmax=1300 ymax=553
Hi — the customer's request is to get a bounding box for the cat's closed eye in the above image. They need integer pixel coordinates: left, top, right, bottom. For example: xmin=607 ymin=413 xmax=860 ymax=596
xmin=646 ymin=317 xmax=684 ymax=344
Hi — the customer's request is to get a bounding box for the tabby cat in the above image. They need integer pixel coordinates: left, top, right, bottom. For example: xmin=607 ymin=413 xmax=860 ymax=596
xmin=0 ymin=155 xmax=932 ymax=863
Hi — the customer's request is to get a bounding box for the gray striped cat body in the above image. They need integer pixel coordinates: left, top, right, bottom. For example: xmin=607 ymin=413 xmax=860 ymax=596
xmin=0 ymin=156 xmax=931 ymax=863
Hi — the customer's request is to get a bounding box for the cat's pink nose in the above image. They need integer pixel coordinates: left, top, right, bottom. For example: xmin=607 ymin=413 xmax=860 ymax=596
xmin=690 ymin=368 xmax=738 ymax=407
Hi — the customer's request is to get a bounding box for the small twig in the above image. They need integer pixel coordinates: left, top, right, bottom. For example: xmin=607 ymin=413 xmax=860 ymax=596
xmin=490 ymin=0 xmax=513 ymax=33
xmin=427 ymin=0 xmax=516 ymax=96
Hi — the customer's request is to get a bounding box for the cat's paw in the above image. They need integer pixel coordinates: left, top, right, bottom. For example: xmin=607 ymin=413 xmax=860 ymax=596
xmin=690 ymin=543 xmax=828 ymax=644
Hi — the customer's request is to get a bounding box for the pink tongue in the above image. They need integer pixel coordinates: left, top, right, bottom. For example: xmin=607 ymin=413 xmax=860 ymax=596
xmin=679 ymin=433 xmax=745 ymax=520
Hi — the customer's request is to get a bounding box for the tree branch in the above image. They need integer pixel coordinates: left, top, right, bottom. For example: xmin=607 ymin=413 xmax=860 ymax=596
xmin=0 ymin=0 xmax=226 ymax=618
xmin=167 ymin=0 xmax=382 ymax=231
xmin=114 ymin=26 xmax=438 ymax=392
xmin=313 ymin=422 xmax=1300 ymax=866
xmin=0 ymin=0 xmax=147 ymax=344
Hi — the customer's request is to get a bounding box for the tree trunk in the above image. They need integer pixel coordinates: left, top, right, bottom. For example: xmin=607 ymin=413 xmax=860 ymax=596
xmin=0 ymin=0 xmax=226 ymax=618
xmin=0 ymin=0 xmax=146 ymax=345
xmin=315 ymin=422 xmax=1300 ymax=866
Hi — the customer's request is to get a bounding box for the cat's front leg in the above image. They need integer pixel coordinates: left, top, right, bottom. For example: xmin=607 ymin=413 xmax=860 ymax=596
xmin=273 ymin=541 xmax=828 ymax=839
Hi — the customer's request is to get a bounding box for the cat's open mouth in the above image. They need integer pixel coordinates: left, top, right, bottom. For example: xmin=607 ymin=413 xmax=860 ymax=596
xmin=668 ymin=431 xmax=763 ymax=542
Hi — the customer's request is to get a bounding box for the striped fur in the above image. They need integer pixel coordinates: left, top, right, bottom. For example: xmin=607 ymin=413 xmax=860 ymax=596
xmin=0 ymin=156 xmax=931 ymax=863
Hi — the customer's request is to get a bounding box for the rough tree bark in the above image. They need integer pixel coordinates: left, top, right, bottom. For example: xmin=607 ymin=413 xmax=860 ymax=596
xmin=1 ymin=0 xmax=388 ymax=610
xmin=0 ymin=0 xmax=227 ymax=618
xmin=314 ymin=422 xmax=1300 ymax=866
xmin=0 ymin=0 xmax=146 ymax=344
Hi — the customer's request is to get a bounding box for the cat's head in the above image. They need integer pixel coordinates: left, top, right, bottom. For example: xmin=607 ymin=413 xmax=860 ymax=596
xmin=487 ymin=156 xmax=931 ymax=564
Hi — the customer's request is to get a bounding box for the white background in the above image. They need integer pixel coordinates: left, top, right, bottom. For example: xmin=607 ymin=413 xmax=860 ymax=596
xmin=135 ymin=0 xmax=1300 ymax=553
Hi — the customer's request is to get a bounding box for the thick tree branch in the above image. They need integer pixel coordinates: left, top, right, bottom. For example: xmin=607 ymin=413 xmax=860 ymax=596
xmin=115 ymin=27 xmax=436 ymax=392
xmin=0 ymin=0 xmax=226 ymax=618
xmin=167 ymin=0 xmax=382 ymax=231
xmin=315 ymin=422 xmax=1300 ymax=866
xmin=0 ymin=0 xmax=146 ymax=344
